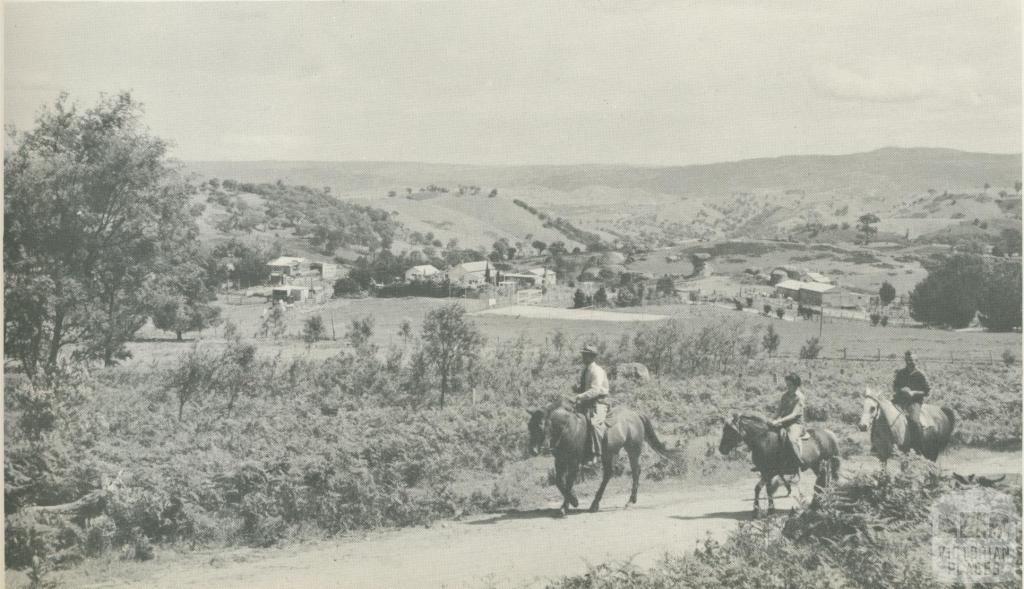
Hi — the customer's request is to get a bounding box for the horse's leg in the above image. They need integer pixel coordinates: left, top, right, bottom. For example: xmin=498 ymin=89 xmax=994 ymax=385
xmin=626 ymin=445 xmax=641 ymax=506
xmin=753 ymin=478 xmax=764 ymax=514
xmin=566 ymin=461 xmax=580 ymax=509
xmin=589 ymin=448 xmax=615 ymax=513
xmin=554 ymin=460 xmax=570 ymax=517
xmin=766 ymin=475 xmax=776 ymax=514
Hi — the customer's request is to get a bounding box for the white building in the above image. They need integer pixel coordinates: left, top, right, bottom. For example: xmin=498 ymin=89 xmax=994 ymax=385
xmin=447 ymin=260 xmax=491 ymax=285
xmin=405 ymin=264 xmax=440 ymax=282
xmin=526 ymin=267 xmax=557 ymax=287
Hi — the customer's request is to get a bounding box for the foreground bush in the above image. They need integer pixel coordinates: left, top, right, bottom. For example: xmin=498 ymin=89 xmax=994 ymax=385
xmin=549 ymin=454 xmax=1022 ymax=588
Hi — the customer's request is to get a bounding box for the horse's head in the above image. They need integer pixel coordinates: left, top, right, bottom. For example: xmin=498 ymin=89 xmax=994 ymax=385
xmin=859 ymin=387 xmax=881 ymax=432
xmin=719 ymin=415 xmax=744 ymax=454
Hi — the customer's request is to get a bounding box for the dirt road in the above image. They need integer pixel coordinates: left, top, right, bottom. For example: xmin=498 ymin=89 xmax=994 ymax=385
xmin=66 ymin=450 xmax=1019 ymax=589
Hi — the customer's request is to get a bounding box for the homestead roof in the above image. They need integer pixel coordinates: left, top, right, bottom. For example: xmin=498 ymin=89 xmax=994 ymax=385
xmin=804 ymin=272 xmax=832 ymax=284
xmin=407 ymin=264 xmax=439 ymax=274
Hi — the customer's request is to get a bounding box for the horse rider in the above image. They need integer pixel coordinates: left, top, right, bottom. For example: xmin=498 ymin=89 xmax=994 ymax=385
xmin=770 ymin=373 xmax=807 ymax=468
xmin=893 ymin=350 xmax=930 ymax=448
xmin=574 ymin=345 xmax=609 ymax=466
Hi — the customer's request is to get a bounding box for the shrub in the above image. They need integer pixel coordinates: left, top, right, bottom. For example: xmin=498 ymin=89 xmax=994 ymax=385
xmin=1003 ymin=349 xmax=1017 ymax=366
xmin=763 ymin=304 xmax=772 ymax=316
xmin=869 ymin=312 xmax=881 ymax=326
xmin=799 ymin=337 xmax=822 ymax=359
xmin=879 ymin=281 xmax=896 ymax=306
xmin=879 ymin=316 xmax=888 ymax=327
xmin=776 ymin=308 xmax=785 ymax=319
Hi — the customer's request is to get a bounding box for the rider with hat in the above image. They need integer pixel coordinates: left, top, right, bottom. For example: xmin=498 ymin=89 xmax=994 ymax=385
xmin=893 ymin=350 xmax=930 ymax=448
xmin=574 ymin=344 xmax=609 ymax=465
xmin=771 ymin=373 xmax=806 ymax=468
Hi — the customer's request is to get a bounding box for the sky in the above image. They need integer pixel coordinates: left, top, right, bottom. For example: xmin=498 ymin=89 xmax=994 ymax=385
xmin=4 ymin=1 xmax=1021 ymax=166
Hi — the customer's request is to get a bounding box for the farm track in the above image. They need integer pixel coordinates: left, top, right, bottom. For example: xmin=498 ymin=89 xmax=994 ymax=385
xmin=68 ymin=450 xmax=1020 ymax=589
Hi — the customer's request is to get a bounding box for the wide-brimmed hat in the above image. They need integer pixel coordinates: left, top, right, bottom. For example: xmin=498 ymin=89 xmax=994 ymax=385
xmin=580 ymin=345 xmax=598 ymax=356
xmin=784 ymin=373 xmax=801 ymax=387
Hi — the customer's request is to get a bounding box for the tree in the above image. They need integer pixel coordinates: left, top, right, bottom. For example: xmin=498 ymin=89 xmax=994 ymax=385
xmin=345 ymin=316 xmax=374 ymax=348
xmin=799 ymin=337 xmax=822 ymax=360
xmin=878 ymin=281 xmax=896 ymax=307
xmin=978 ymin=261 xmax=1022 ymax=331
xmin=909 ymin=254 xmax=985 ymax=328
xmin=761 ymin=325 xmax=780 ymax=357
xmin=260 ymin=304 xmax=287 ymax=340
xmin=1015 ymin=180 xmax=1022 ymax=194
xmin=532 ymin=240 xmax=547 ymax=255
xmin=573 ymin=289 xmax=589 ymax=308
xmin=594 ymin=287 xmax=609 ymax=307
xmin=857 ymin=213 xmax=880 ymax=245
xmin=421 ymin=304 xmax=484 ymax=407
xmin=1002 ymin=228 xmax=1022 ymax=256
xmin=302 ymin=314 xmax=326 ymax=344
xmin=5 ymin=92 xmax=199 ymax=374
xmin=488 ymin=189 xmax=498 ymax=198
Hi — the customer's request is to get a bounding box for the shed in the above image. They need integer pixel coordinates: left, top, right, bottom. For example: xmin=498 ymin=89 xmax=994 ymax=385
xmin=310 ymin=262 xmax=339 ymax=280
xmin=526 ymin=267 xmax=557 ymax=287
xmin=804 ymin=272 xmax=832 ymax=284
xmin=271 ymin=286 xmax=310 ymax=303
xmin=797 ymin=282 xmax=836 ymax=306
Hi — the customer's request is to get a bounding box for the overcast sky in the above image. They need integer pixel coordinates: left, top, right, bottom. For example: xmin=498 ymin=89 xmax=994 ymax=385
xmin=5 ymin=1 xmax=1021 ymax=165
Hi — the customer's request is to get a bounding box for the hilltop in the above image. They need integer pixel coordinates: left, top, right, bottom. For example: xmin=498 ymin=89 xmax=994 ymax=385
xmin=187 ymin=148 xmax=1021 ymax=254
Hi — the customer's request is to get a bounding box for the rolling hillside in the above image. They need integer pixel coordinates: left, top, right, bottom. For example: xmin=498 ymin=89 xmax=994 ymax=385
xmin=187 ymin=148 xmax=1021 ymax=252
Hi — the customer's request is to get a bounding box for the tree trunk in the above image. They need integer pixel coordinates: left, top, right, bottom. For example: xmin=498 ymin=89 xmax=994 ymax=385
xmin=176 ymin=330 xmax=183 ymax=341
xmin=46 ymin=311 xmax=65 ymax=373
xmin=440 ymin=370 xmax=448 ymax=408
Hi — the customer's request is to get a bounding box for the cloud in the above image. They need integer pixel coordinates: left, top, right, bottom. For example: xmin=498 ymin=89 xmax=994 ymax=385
xmin=811 ymin=63 xmax=938 ymax=104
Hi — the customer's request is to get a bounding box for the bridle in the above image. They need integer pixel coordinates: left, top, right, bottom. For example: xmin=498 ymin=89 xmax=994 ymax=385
xmin=864 ymin=390 xmax=904 ymax=431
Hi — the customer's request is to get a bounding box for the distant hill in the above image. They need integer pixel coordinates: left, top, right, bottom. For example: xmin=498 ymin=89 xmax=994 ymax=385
xmin=187 ymin=148 xmax=1021 ymax=249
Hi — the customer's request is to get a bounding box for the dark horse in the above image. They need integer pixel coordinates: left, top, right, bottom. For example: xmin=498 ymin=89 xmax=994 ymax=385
xmin=528 ymin=398 xmax=681 ymax=516
xmin=719 ymin=414 xmax=840 ymax=513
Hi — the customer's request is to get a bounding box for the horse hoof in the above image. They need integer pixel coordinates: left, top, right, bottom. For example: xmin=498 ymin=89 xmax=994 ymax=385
xmin=589 ymin=504 xmax=600 ymax=513
xmin=558 ymin=507 xmax=568 ymax=518
xmin=569 ymin=497 xmax=579 ymax=508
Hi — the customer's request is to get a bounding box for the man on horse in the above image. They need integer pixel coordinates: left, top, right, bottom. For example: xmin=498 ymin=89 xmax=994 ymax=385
xmin=893 ymin=350 xmax=930 ymax=449
xmin=574 ymin=344 xmax=609 ymax=466
xmin=770 ymin=373 xmax=807 ymax=468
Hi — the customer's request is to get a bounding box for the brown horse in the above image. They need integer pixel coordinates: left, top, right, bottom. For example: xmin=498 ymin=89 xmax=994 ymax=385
xmin=858 ymin=386 xmax=956 ymax=465
xmin=719 ymin=414 xmax=840 ymax=514
xmin=528 ymin=398 xmax=681 ymax=516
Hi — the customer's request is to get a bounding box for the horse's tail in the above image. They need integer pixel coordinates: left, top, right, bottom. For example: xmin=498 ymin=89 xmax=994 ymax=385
xmin=641 ymin=415 xmax=683 ymax=461
xmin=939 ymin=406 xmax=957 ymax=450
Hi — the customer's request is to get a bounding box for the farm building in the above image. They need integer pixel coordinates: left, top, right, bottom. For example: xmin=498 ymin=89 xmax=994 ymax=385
xmin=447 ymin=260 xmax=491 ymax=285
xmin=405 ymin=264 xmax=440 ymax=282
xmin=310 ymin=262 xmax=339 ymax=280
xmin=774 ymin=279 xmax=838 ymax=306
xmin=271 ymin=286 xmax=310 ymax=303
xmin=267 ymin=256 xmax=309 ymax=283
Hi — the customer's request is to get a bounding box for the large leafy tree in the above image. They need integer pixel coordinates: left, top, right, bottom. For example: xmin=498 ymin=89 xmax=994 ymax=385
xmin=5 ymin=92 xmax=200 ymax=373
xmin=420 ymin=303 xmax=484 ymax=407
xmin=908 ymin=254 xmax=985 ymax=329
xmin=977 ymin=261 xmax=1022 ymax=331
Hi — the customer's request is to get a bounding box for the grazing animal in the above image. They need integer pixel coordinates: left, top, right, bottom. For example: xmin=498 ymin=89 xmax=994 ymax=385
xmin=719 ymin=414 xmax=840 ymax=514
xmin=527 ymin=398 xmax=681 ymax=516
xmin=858 ymin=387 xmax=955 ymax=464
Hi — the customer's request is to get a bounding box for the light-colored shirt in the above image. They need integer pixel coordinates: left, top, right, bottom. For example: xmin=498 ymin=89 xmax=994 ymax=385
xmin=577 ymin=362 xmax=609 ymax=403
xmin=775 ymin=388 xmax=805 ymax=426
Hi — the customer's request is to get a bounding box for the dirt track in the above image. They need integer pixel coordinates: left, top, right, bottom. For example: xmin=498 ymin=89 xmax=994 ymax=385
xmin=58 ymin=449 xmax=1019 ymax=589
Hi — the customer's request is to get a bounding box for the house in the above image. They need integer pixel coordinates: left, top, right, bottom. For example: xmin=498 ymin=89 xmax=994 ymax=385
xmin=526 ymin=267 xmax=557 ymax=287
xmin=405 ymin=264 xmax=440 ymax=282
xmin=267 ymin=256 xmax=309 ymax=283
xmin=447 ymin=260 xmax=491 ymax=285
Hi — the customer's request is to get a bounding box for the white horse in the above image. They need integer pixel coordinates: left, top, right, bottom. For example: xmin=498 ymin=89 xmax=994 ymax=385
xmin=858 ymin=386 xmax=956 ymax=466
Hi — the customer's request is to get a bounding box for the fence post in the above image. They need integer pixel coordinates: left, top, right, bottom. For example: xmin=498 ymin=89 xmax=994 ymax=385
xmin=843 ymin=348 xmax=847 ymax=360
xmin=877 ymin=349 xmax=881 ymax=361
